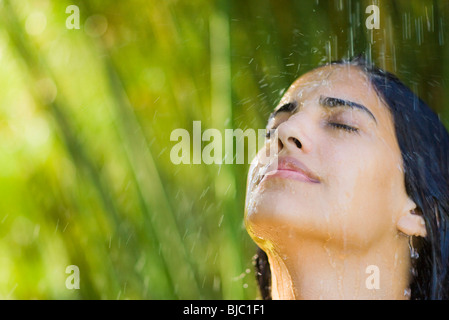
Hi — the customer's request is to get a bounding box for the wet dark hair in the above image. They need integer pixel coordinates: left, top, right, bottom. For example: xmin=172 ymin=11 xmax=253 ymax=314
xmin=254 ymin=55 xmax=449 ymax=300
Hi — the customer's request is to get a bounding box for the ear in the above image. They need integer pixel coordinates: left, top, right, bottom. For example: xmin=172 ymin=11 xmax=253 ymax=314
xmin=396 ymin=199 xmax=427 ymax=237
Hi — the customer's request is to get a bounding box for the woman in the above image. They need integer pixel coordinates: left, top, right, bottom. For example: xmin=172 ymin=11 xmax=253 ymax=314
xmin=244 ymin=56 xmax=449 ymax=300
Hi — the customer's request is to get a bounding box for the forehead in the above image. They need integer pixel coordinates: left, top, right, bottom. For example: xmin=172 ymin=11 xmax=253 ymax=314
xmin=273 ymin=64 xmax=399 ymax=139
xmin=277 ymin=64 xmax=378 ymax=109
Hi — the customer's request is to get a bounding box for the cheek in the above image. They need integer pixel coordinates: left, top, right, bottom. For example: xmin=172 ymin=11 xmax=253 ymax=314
xmin=322 ymin=135 xmax=401 ymax=194
xmin=321 ymin=140 xmax=404 ymax=240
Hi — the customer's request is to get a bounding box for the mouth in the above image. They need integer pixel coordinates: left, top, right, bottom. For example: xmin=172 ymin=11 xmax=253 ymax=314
xmin=260 ymin=156 xmax=321 ymax=184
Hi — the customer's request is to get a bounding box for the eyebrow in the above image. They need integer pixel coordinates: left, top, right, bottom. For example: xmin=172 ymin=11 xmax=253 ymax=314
xmin=319 ymin=95 xmax=377 ymax=124
xmin=268 ymin=102 xmax=297 ymax=122
xmin=268 ymin=96 xmax=377 ymax=125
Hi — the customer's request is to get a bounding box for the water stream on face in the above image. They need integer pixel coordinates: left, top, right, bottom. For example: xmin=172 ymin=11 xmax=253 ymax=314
xmin=245 ymin=156 xmax=270 ymax=213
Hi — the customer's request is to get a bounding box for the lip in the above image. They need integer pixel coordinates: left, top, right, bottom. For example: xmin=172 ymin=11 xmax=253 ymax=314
xmin=262 ymin=156 xmax=321 ymax=184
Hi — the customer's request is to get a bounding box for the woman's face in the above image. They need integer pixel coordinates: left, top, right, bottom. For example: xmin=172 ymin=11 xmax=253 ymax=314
xmin=245 ymin=64 xmax=414 ymax=249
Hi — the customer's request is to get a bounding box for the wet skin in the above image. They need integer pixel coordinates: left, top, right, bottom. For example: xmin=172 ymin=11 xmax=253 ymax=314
xmin=244 ymin=64 xmax=426 ymax=299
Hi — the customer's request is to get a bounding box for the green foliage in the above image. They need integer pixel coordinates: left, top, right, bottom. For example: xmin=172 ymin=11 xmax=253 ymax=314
xmin=0 ymin=0 xmax=448 ymax=299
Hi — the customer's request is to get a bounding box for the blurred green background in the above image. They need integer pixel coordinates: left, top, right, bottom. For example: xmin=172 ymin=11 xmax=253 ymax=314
xmin=0 ymin=0 xmax=448 ymax=299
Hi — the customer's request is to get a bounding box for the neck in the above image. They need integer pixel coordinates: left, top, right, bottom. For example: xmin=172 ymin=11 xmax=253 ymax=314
xmin=265 ymin=234 xmax=411 ymax=300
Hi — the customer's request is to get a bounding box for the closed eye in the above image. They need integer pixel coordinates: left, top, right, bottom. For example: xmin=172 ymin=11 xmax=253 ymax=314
xmin=266 ymin=122 xmax=358 ymax=138
xmin=329 ymin=122 xmax=359 ymax=133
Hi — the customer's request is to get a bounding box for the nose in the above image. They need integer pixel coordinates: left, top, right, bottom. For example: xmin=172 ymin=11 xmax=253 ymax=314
xmin=276 ymin=113 xmax=313 ymax=154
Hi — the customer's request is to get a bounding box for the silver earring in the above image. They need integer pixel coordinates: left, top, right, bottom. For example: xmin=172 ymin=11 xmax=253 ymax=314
xmin=408 ymin=236 xmax=419 ymax=260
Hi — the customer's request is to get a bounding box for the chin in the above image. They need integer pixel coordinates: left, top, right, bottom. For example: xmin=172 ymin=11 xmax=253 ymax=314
xmin=245 ymin=183 xmax=329 ymax=242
